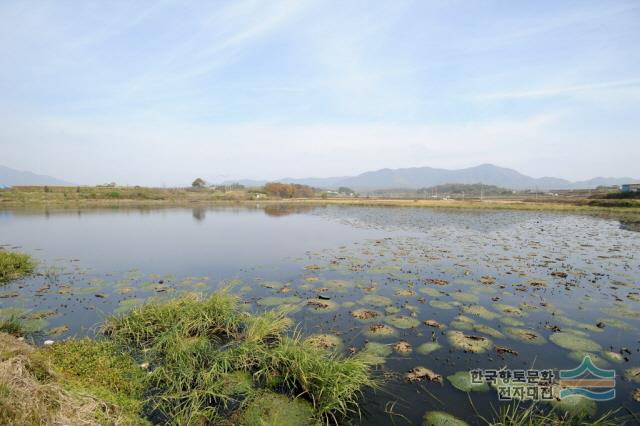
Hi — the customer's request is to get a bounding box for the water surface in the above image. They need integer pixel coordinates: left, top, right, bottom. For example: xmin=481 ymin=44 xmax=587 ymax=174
xmin=1 ymin=205 xmax=639 ymax=424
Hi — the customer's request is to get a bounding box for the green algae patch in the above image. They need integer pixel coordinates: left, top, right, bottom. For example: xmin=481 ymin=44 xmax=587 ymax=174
xmin=548 ymin=332 xmax=602 ymax=352
xmin=384 ymin=315 xmax=420 ymax=329
xmin=0 ymin=251 xmax=35 ymax=283
xmin=447 ymin=371 xmax=490 ymax=392
xmin=504 ymin=328 xmax=546 ymax=345
xmin=422 ymin=410 xmax=469 ymax=426
xmin=415 ymin=342 xmax=443 ymax=356
xmin=359 ymin=294 xmax=392 ymax=307
xmin=447 ymin=331 xmax=492 ymax=353
xmin=237 ymin=391 xmax=316 ymax=426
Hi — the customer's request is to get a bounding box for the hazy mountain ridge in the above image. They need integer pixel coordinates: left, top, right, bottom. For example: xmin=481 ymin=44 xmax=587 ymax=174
xmin=0 ymin=165 xmax=74 ymax=187
xmin=223 ymin=164 xmax=638 ymax=191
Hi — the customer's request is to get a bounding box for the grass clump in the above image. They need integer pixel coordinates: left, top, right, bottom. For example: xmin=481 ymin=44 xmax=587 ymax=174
xmin=0 ymin=316 xmax=27 ymax=337
xmin=0 ymin=251 xmax=35 ymax=283
xmin=102 ymin=291 xmax=374 ymax=425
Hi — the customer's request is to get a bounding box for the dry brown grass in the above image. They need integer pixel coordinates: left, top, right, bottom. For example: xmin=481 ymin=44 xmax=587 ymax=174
xmin=0 ymin=333 xmax=139 ymax=426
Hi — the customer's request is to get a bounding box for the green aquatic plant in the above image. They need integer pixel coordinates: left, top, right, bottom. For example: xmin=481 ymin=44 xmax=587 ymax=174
xmin=415 ymin=342 xmax=443 ymax=356
xmin=0 ymin=251 xmax=35 ymax=283
xmin=0 ymin=316 xmax=26 ymax=337
xmin=422 ymin=410 xmax=469 ymax=425
xmin=446 ymin=371 xmax=489 ymax=393
xmin=101 ymin=292 xmax=374 ymax=424
xmin=548 ymin=332 xmax=602 ymax=352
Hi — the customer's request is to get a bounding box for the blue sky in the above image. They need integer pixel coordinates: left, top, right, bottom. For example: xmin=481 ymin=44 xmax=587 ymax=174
xmin=1 ymin=0 xmax=638 ymax=185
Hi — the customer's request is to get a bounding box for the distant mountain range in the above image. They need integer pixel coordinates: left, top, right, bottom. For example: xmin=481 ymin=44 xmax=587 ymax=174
xmin=223 ymin=164 xmax=639 ymax=191
xmin=0 ymin=165 xmax=73 ymax=187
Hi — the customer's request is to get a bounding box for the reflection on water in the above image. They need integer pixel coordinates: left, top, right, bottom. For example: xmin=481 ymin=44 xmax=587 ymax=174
xmin=0 ymin=205 xmax=639 ymax=425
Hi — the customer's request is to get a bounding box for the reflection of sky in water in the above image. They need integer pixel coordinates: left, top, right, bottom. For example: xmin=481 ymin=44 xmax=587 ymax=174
xmin=1 ymin=205 xmax=638 ymax=425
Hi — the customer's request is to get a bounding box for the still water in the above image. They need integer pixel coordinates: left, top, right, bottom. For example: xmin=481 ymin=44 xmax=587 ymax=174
xmin=1 ymin=205 xmax=639 ymax=424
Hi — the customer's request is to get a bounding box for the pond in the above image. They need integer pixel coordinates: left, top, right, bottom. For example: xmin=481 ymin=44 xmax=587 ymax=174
xmin=1 ymin=205 xmax=639 ymax=424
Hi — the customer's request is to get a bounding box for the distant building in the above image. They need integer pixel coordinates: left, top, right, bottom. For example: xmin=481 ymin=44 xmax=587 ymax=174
xmin=621 ymin=184 xmax=640 ymax=193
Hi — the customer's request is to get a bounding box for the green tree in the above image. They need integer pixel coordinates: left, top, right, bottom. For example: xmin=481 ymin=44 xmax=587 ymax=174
xmin=192 ymin=178 xmax=206 ymax=188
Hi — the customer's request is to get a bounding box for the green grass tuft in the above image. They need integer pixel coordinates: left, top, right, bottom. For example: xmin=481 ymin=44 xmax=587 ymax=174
xmin=102 ymin=292 xmax=374 ymax=424
xmin=0 ymin=251 xmax=35 ymax=283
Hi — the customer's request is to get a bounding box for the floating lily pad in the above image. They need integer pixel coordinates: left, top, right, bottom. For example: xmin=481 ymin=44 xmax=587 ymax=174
xmin=494 ymin=304 xmax=524 ymax=316
xmin=363 ymin=323 xmax=398 ymax=339
xmin=384 ymin=315 xmax=420 ymax=329
xmin=595 ymin=318 xmax=633 ymax=331
xmin=625 ymin=367 xmax=640 ymax=383
xmin=472 ymin=324 xmax=504 ymax=339
xmin=325 ymin=279 xmax=353 ymax=293
xmin=450 ymin=316 xmax=475 ymax=331
xmin=602 ymin=351 xmax=624 ymax=364
xmin=550 ymin=395 xmax=597 ymax=418
xmin=304 ymin=334 xmax=343 ymax=352
xmin=422 ymin=411 xmax=469 ymax=426
xmin=504 ymin=328 xmax=546 ymax=345
xmin=385 ymin=306 xmax=401 ymax=315
xmin=238 ymin=391 xmax=315 ymax=426
xmin=257 ymin=296 xmax=301 ymax=306
xmin=419 ymin=287 xmax=443 ymax=297
xmin=356 ymin=342 xmax=392 ymax=365
xmin=396 ymin=289 xmax=416 ymax=297
xmin=601 ymin=305 xmax=640 ymax=319
xmin=415 ymin=342 xmax=443 ymax=356
xmin=451 ymin=293 xmax=479 ymax=303
xmin=392 ymin=340 xmax=413 ymax=355
xmin=447 ymin=331 xmax=492 ymax=353
xmin=351 ymin=308 xmax=381 ymax=322
xmin=549 ymin=332 xmax=601 ymax=352
xmin=499 ymin=317 xmax=525 ymax=327
xmin=447 ymin=371 xmax=490 ymax=392
xmin=462 ymin=305 xmax=498 ymax=320
xmin=555 ymin=316 xmax=603 ymax=333
xmin=429 ymin=300 xmax=455 ymax=310
xmin=567 ymin=352 xmax=609 ymax=368
xmin=359 ymin=295 xmax=392 ymax=307
xmin=306 ymin=299 xmax=339 ymax=313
